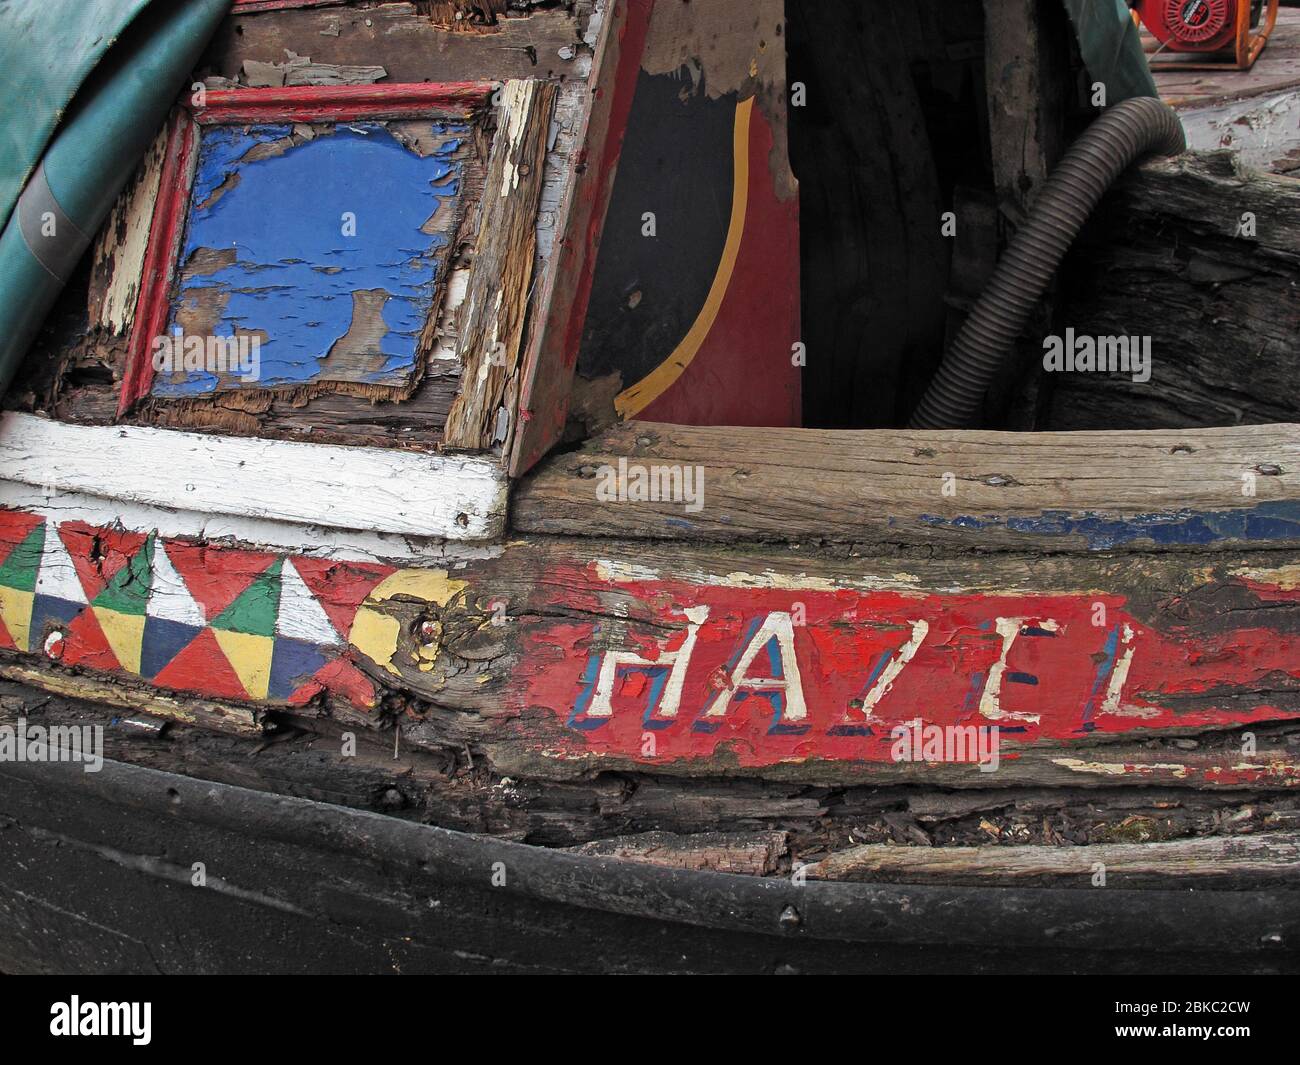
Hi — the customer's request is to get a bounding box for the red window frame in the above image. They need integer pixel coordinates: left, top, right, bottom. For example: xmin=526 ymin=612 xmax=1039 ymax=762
xmin=118 ymin=81 xmax=496 ymax=415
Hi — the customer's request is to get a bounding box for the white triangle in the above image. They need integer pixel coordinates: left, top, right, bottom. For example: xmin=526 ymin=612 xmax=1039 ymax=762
xmin=146 ymin=542 xmax=207 ymax=627
xmin=34 ymin=523 xmax=88 ymax=604
xmin=275 ymin=559 xmax=341 ymax=646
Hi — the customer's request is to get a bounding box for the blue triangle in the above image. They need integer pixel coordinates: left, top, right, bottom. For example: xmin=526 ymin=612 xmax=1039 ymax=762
xmin=141 ymin=616 xmax=203 ymax=680
xmin=30 ymin=596 xmax=87 ymax=650
xmin=269 ymin=638 xmax=329 ymax=700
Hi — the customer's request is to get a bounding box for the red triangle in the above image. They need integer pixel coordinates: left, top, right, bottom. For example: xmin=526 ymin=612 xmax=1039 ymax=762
xmin=164 ymin=542 xmax=276 ymax=624
xmin=285 ymin=677 xmax=325 ymax=707
xmin=57 ymin=606 xmax=121 ymax=673
xmin=153 ymin=627 xmax=249 ymax=700
xmin=0 ymin=510 xmax=43 ymax=565
xmin=58 ymin=523 xmax=149 ymax=602
xmin=313 ymin=657 xmax=378 ymax=710
xmin=0 ymin=612 xmax=15 ymax=651
xmin=291 ymin=558 xmax=394 ymax=640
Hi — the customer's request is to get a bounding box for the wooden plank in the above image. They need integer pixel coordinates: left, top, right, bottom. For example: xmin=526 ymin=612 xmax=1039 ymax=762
xmin=509 ymin=0 xmax=654 ymax=476
xmin=0 ymin=413 xmax=508 ymax=540
xmin=443 ymin=79 xmax=557 ymax=450
xmin=575 ymin=0 xmax=800 ymax=430
xmin=0 ymin=662 xmax=262 ymax=737
xmin=786 ymin=0 xmax=967 ymax=428
xmin=983 ymin=0 xmax=1067 ymax=217
xmin=1176 ymin=89 xmax=1300 ymax=174
xmin=563 ymin=830 xmax=789 ymax=875
xmin=806 ymin=832 xmax=1300 ymax=887
xmin=206 ymin=2 xmax=590 ymax=84
xmin=3 ymin=675 xmax=1291 ymax=862
xmin=4 ymin=507 xmax=1298 ymax=789
xmin=514 ymin=420 xmax=1300 ymax=550
xmin=980 ymin=0 xmax=1071 ymax=427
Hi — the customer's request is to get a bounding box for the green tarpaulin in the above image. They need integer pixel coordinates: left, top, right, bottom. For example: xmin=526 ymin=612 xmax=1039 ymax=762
xmin=1062 ymin=0 xmax=1161 ymax=103
xmin=0 ymin=0 xmax=229 ymax=396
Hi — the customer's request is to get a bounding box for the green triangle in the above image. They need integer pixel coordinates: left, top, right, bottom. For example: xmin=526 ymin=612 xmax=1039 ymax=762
xmin=92 ymin=534 xmax=155 ymax=616
xmin=0 ymin=523 xmax=45 ymax=592
xmin=212 ymin=558 xmax=282 ymax=636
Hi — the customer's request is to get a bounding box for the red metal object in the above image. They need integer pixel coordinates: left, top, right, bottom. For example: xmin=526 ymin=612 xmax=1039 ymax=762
xmin=116 ymin=82 xmax=496 ymax=415
xmin=1134 ymin=0 xmax=1279 ymax=68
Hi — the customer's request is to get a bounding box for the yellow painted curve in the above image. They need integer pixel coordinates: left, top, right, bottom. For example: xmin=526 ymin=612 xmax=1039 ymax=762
xmin=614 ymin=95 xmax=753 ymax=419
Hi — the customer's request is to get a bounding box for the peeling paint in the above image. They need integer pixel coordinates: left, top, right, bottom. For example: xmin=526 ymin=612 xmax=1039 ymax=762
xmin=154 ymin=121 xmax=469 ymax=396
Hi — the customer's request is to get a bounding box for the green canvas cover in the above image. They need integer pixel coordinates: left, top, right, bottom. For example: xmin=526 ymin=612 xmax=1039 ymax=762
xmin=0 ymin=0 xmax=229 ymax=397
xmin=1062 ymin=0 xmax=1161 ymax=103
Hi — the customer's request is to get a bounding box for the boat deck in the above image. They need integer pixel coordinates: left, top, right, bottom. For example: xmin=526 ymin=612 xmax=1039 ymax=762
xmin=1150 ymin=7 xmax=1300 ymax=173
xmin=1150 ymin=6 xmax=1300 ymax=106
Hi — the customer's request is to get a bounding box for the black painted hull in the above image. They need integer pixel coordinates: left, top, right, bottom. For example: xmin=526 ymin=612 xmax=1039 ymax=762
xmin=1 ymin=755 xmax=1296 ymax=975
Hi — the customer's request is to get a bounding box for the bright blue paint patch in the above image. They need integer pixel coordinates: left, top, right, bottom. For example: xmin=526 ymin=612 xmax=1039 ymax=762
xmin=155 ymin=122 xmax=465 ymax=396
xmin=918 ymin=501 xmax=1300 ymax=549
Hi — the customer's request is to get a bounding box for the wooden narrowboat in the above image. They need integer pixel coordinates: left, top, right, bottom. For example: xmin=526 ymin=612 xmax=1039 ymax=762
xmin=0 ymin=0 xmax=1298 ymax=974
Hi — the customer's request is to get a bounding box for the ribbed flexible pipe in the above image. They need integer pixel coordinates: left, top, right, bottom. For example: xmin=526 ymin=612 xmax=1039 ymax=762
xmin=909 ymin=96 xmax=1185 ymax=429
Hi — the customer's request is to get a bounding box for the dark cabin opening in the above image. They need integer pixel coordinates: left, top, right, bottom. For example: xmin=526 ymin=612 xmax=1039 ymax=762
xmin=786 ymin=0 xmax=1090 ymax=431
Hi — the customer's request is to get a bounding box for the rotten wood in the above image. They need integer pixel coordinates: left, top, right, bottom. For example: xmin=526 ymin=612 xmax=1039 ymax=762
xmin=0 ymin=662 xmax=261 ymax=737
xmin=1048 ymin=151 xmax=1300 ymax=430
xmin=563 ymin=830 xmax=789 ymax=875
xmin=443 ymin=78 xmax=557 ymax=451
xmin=509 ymin=0 xmax=653 ymax=475
xmin=3 ymin=505 xmax=1300 ymax=789
xmin=787 ymin=0 xmax=953 ymax=428
xmin=513 ymin=420 xmax=1300 ymax=551
xmin=979 ymin=0 xmax=1073 ymax=429
xmin=806 ymin=832 xmax=1300 ymax=889
xmin=3 ymin=678 xmax=1298 ymax=882
xmin=205 ymin=1 xmax=590 ymax=84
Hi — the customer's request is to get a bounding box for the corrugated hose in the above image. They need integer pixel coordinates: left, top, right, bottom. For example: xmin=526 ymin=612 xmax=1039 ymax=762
xmin=909 ymin=96 xmax=1186 ymax=429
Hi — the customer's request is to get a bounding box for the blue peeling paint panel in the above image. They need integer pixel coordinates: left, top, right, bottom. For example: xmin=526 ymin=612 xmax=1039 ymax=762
xmin=153 ymin=122 xmax=466 ymax=396
xmin=918 ymin=501 xmax=1300 ymax=550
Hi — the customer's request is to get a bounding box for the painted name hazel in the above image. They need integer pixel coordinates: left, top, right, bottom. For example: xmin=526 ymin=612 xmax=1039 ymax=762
xmin=569 ymin=606 xmax=1138 ymax=733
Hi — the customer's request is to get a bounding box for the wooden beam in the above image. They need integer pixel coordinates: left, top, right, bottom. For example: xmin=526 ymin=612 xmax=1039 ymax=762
xmin=807 ymin=832 xmax=1300 ymax=888
xmin=981 ymin=0 xmax=1072 ymax=427
xmin=1050 ymin=153 xmax=1300 ymax=430
xmin=0 ymin=413 xmax=508 ymax=541
xmin=444 ymin=78 xmax=557 ymax=451
xmin=513 ymin=420 xmax=1300 ymax=550
xmin=4 ymin=505 xmax=1299 ymax=789
xmin=508 ymin=0 xmax=655 ymax=476
xmin=0 ymin=662 xmax=262 ymax=737
xmin=208 ymin=1 xmax=590 ymax=84
xmin=983 ymin=0 xmax=1067 ymax=217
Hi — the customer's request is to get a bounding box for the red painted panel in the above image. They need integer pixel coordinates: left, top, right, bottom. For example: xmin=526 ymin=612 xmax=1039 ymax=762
xmin=516 ymin=562 xmax=1300 ymax=778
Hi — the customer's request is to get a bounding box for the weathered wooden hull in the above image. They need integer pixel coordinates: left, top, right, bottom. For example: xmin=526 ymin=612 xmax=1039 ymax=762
xmin=2 ymin=752 xmax=1296 ymax=975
